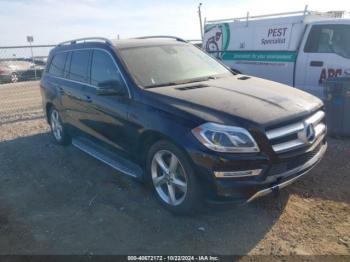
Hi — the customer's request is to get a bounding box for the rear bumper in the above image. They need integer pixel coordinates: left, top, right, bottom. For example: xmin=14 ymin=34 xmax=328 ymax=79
xmin=189 ymin=138 xmax=327 ymax=203
xmin=0 ymin=75 xmax=11 ymax=83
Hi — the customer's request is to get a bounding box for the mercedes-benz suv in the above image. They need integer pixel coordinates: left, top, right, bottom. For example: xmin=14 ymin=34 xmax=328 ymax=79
xmin=40 ymin=36 xmax=327 ymax=214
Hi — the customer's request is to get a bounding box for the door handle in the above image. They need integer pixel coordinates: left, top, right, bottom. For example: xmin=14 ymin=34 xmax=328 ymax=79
xmin=84 ymin=95 xmax=92 ymax=103
xmin=310 ymin=61 xmax=324 ymax=67
xmin=58 ymin=86 xmax=64 ymax=95
xmin=52 ymin=83 xmax=63 ymax=95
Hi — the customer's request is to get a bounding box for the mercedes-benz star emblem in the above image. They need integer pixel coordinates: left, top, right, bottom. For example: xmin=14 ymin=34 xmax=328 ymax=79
xmin=298 ymin=122 xmax=316 ymax=144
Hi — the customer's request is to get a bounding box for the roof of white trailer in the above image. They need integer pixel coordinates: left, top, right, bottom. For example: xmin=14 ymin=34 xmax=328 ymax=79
xmin=206 ymin=9 xmax=346 ymax=26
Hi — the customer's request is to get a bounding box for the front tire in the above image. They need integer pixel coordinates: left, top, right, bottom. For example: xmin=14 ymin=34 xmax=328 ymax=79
xmin=146 ymin=140 xmax=202 ymax=215
xmin=49 ymin=107 xmax=70 ymax=145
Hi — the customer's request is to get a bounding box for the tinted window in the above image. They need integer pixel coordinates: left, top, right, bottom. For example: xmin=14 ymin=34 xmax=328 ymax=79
xmin=91 ymin=50 xmax=125 ymax=89
xmin=69 ymin=50 xmax=90 ymax=83
xmin=49 ymin=53 xmax=67 ymax=77
xmin=304 ymin=24 xmax=350 ymax=58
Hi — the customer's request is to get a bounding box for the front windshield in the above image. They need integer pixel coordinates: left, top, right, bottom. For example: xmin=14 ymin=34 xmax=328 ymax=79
xmin=119 ymin=44 xmax=231 ymax=88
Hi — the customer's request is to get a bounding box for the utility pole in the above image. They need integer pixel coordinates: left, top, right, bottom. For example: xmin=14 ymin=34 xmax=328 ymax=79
xmin=26 ymin=36 xmax=37 ymax=80
xmin=198 ymin=3 xmax=204 ymax=40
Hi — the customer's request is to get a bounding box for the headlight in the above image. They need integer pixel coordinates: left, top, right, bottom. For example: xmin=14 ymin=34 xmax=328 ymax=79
xmin=192 ymin=122 xmax=259 ymax=153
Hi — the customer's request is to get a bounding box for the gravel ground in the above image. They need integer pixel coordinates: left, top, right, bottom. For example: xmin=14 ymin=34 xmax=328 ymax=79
xmin=0 ymin=81 xmax=349 ymax=256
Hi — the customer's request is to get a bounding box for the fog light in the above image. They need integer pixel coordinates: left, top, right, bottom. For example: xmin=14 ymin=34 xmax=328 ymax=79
xmin=214 ymin=169 xmax=262 ymax=178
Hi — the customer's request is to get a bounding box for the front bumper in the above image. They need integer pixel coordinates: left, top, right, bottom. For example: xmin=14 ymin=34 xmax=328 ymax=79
xmin=189 ymin=137 xmax=327 ymax=203
xmin=246 ymin=142 xmax=326 ymax=203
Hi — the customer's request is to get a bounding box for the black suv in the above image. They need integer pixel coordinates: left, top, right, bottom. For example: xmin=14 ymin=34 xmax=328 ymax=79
xmin=41 ymin=36 xmax=327 ymax=214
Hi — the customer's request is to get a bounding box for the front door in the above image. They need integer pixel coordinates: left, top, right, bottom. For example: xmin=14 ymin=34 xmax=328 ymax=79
xmin=296 ymin=23 xmax=350 ymax=98
xmin=81 ymin=49 xmax=132 ymax=157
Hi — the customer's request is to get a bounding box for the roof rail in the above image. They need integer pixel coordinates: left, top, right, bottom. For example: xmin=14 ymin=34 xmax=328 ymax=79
xmin=134 ymin=36 xmax=187 ymax=43
xmin=57 ymin=37 xmax=113 ymax=47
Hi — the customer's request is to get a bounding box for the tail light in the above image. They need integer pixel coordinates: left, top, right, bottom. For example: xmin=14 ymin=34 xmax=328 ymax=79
xmin=0 ymin=66 xmax=6 ymax=75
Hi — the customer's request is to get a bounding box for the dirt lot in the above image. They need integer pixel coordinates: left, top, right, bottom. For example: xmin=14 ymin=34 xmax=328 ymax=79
xmin=0 ymin=81 xmax=349 ymax=256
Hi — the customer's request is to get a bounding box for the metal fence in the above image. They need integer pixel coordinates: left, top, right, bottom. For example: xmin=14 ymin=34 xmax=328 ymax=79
xmin=0 ymin=45 xmax=55 ymax=84
xmin=0 ymin=39 xmax=202 ymax=85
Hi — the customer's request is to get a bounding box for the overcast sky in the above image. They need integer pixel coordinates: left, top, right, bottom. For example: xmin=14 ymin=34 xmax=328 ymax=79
xmin=0 ymin=0 xmax=349 ymax=46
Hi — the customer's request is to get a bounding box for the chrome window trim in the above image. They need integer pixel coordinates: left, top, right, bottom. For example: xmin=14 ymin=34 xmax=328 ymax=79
xmin=49 ymin=75 xmax=98 ymax=90
xmin=47 ymin=47 xmax=131 ymax=98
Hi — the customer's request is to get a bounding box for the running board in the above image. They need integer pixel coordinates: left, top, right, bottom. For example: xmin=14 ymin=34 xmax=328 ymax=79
xmin=72 ymin=137 xmax=143 ymax=179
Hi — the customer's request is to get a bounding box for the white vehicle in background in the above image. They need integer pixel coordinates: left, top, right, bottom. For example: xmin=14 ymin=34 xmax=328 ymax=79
xmin=203 ymin=7 xmax=350 ymax=98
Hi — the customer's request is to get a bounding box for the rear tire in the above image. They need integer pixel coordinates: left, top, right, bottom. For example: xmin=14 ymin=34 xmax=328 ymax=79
xmin=49 ymin=107 xmax=70 ymax=145
xmin=146 ymin=140 xmax=203 ymax=215
xmin=11 ymin=72 xmax=18 ymax=83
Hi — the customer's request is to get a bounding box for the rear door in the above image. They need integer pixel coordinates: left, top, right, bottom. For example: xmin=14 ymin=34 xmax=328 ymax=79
xmin=63 ymin=49 xmax=93 ymax=135
xmin=295 ymin=23 xmax=350 ymax=98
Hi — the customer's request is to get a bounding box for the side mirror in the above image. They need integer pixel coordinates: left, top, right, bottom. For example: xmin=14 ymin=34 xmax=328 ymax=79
xmin=96 ymin=80 xmax=125 ymax=96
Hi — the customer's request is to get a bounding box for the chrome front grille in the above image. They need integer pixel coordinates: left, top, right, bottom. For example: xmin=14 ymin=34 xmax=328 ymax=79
xmin=266 ymin=110 xmax=326 ymax=153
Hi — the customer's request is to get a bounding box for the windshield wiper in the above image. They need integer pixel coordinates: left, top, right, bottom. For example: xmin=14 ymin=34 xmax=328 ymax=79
xmin=144 ymin=76 xmax=218 ymax=89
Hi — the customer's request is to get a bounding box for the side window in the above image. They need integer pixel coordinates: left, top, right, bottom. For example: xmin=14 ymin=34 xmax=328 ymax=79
xmin=69 ymin=50 xmax=91 ymax=83
xmin=91 ymin=50 xmax=125 ymax=90
xmin=304 ymin=24 xmax=350 ymax=58
xmin=48 ymin=53 xmax=67 ymax=77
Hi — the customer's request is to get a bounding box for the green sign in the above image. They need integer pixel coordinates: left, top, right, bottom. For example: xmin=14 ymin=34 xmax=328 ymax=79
xmin=222 ymin=51 xmax=297 ymax=62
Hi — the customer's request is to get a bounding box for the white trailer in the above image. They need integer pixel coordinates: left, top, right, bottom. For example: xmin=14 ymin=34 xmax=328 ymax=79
xmin=203 ymin=8 xmax=350 ymax=98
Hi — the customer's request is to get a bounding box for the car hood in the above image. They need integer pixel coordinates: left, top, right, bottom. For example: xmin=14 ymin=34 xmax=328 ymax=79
xmin=146 ymin=75 xmax=323 ymax=127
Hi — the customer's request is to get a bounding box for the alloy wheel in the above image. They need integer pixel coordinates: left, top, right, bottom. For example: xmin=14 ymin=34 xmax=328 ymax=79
xmin=151 ymin=150 xmax=188 ymax=206
xmin=11 ymin=73 xmax=18 ymax=83
xmin=50 ymin=109 xmax=63 ymax=141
